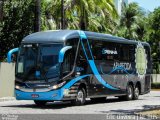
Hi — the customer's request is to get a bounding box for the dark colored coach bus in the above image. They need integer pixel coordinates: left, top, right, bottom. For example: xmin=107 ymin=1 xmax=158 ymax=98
xmin=7 ymin=30 xmax=152 ymax=106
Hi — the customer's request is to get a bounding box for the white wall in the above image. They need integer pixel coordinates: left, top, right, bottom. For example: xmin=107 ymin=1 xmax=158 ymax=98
xmin=152 ymin=74 xmax=160 ymax=83
xmin=0 ymin=62 xmax=15 ymax=97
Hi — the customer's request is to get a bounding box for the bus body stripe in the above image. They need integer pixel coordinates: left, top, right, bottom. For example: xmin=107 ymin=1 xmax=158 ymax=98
xmin=86 ymin=37 xmax=94 ymax=60
xmin=63 ymin=74 xmax=91 ymax=89
xmin=88 ymin=60 xmax=119 ymax=90
xmin=78 ymin=30 xmax=119 ymax=90
xmin=80 ymin=39 xmax=89 ymax=60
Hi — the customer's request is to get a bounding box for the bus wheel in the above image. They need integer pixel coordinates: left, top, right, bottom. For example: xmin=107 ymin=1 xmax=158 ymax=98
xmin=34 ymin=100 xmax=47 ymax=106
xmin=125 ymin=84 xmax=134 ymax=101
xmin=71 ymin=88 xmax=86 ymax=106
xmin=133 ymin=85 xmax=140 ymax=100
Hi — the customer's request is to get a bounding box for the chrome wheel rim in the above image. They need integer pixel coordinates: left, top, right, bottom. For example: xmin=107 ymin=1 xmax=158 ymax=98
xmin=77 ymin=90 xmax=84 ymax=102
xmin=134 ymin=87 xmax=139 ymax=98
xmin=128 ymin=87 xmax=133 ymax=99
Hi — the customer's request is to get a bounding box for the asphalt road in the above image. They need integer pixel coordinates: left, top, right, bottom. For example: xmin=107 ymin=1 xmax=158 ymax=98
xmin=0 ymin=91 xmax=159 ymax=120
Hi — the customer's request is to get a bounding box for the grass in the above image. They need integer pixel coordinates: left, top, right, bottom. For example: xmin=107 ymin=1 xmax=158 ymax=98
xmin=139 ymin=110 xmax=160 ymax=118
xmin=151 ymin=89 xmax=160 ymax=91
xmin=151 ymin=83 xmax=160 ymax=89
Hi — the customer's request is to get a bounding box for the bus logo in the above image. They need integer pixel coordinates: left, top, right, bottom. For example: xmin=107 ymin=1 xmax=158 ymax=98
xmin=135 ymin=42 xmax=148 ymax=79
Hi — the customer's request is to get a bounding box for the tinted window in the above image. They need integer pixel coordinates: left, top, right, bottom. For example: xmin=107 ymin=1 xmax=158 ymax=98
xmin=90 ymin=40 xmax=119 ymax=61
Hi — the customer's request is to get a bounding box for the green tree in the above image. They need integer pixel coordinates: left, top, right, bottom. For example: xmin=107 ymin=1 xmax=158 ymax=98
xmin=0 ymin=0 xmax=118 ymax=61
xmin=34 ymin=0 xmax=41 ymax=32
xmin=44 ymin=0 xmax=118 ymax=32
xmin=115 ymin=2 xmax=145 ymax=40
xmin=0 ymin=0 xmax=35 ymax=61
xmin=147 ymin=7 xmax=160 ymax=73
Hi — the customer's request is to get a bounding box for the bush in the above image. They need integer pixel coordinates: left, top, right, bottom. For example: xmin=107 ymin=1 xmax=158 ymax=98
xmin=151 ymin=83 xmax=160 ymax=89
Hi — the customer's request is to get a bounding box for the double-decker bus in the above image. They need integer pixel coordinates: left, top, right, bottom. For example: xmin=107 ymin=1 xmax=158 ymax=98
xmin=7 ymin=30 xmax=152 ymax=106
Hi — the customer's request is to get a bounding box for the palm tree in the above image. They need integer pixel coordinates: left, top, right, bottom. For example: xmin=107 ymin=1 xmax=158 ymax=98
xmin=43 ymin=0 xmax=118 ymax=33
xmin=116 ymin=2 xmax=145 ymax=39
xmin=34 ymin=0 xmax=41 ymax=32
xmin=0 ymin=0 xmax=4 ymax=21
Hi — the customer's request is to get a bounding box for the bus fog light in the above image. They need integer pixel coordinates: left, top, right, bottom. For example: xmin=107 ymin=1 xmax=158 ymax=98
xmin=64 ymin=89 xmax=69 ymax=96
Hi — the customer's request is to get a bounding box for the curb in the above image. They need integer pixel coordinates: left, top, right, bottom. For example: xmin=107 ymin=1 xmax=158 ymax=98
xmin=0 ymin=97 xmax=15 ymax=102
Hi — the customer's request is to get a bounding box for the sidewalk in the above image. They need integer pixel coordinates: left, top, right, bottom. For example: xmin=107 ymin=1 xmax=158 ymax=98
xmin=0 ymin=97 xmax=15 ymax=102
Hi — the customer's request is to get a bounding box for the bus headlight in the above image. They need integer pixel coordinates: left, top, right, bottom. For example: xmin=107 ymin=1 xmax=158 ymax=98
xmin=15 ymin=85 xmax=20 ymax=89
xmin=52 ymin=81 xmax=66 ymax=90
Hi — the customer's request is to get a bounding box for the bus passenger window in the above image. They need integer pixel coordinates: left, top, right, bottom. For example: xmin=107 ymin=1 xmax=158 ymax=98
xmin=120 ymin=45 xmax=130 ymax=61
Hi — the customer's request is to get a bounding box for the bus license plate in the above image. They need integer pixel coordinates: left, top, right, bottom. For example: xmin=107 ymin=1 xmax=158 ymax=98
xmin=31 ymin=94 xmax=39 ymax=98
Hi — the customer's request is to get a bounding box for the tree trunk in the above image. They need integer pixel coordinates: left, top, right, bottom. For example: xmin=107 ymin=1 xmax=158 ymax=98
xmin=61 ymin=0 xmax=65 ymax=29
xmin=0 ymin=0 xmax=4 ymax=21
xmin=80 ymin=5 xmax=86 ymax=30
xmin=34 ymin=0 xmax=41 ymax=32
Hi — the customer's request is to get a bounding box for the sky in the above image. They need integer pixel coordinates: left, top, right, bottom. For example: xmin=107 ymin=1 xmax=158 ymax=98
xmin=129 ymin=0 xmax=160 ymax=12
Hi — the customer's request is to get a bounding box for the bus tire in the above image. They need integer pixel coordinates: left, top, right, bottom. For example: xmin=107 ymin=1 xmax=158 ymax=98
xmin=34 ymin=100 xmax=47 ymax=106
xmin=71 ymin=88 xmax=86 ymax=106
xmin=125 ymin=84 xmax=134 ymax=101
xmin=133 ymin=85 xmax=140 ymax=100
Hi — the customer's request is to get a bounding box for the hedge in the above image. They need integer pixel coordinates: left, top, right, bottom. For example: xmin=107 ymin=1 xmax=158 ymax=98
xmin=151 ymin=83 xmax=160 ymax=89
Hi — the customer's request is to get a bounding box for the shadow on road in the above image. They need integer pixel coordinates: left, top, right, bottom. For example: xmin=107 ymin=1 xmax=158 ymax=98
xmin=107 ymin=105 xmax=160 ymax=114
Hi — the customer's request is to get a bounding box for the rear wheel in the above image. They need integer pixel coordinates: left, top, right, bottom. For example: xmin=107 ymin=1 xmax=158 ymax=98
xmin=34 ymin=100 xmax=47 ymax=106
xmin=119 ymin=84 xmax=133 ymax=101
xmin=133 ymin=85 xmax=140 ymax=100
xmin=71 ymin=88 xmax=86 ymax=106
xmin=125 ymin=84 xmax=134 ymax=100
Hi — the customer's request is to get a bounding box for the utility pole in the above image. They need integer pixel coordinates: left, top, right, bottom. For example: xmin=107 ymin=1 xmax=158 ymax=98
xmin=61 ymin=0 xmax=64 ymax=29
xmin=34 ymin=0 xmax=41 ymax=32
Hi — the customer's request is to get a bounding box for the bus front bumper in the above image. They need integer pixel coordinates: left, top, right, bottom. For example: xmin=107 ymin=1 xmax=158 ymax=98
xmin=15 ymin=89 xmax=65 ymax=101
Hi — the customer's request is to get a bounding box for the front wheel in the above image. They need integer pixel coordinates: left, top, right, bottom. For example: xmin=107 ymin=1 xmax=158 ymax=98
xmin=71 ymin=88 xmax=86 ymax=106
xmin=34 ymin=100 xmax=47 ymax=106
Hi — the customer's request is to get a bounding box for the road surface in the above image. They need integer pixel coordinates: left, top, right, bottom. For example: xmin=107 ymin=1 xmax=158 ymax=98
xmin=0 ymin=91 xmax=159 ymax=120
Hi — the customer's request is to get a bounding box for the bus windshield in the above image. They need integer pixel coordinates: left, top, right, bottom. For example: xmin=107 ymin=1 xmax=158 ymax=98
xmin=16 ymin=44 xmax=63 ymax=82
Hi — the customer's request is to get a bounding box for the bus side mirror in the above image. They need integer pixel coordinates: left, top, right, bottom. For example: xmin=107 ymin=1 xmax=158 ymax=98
xmin=7 ymin=48 xmax=19 ymax=63
xmin=59 ymin=46 xmax=72 ymax=63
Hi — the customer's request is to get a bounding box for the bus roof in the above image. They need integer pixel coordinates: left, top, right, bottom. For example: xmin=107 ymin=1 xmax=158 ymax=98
xmin=22 ymin=30 xmax=149 ymax=46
